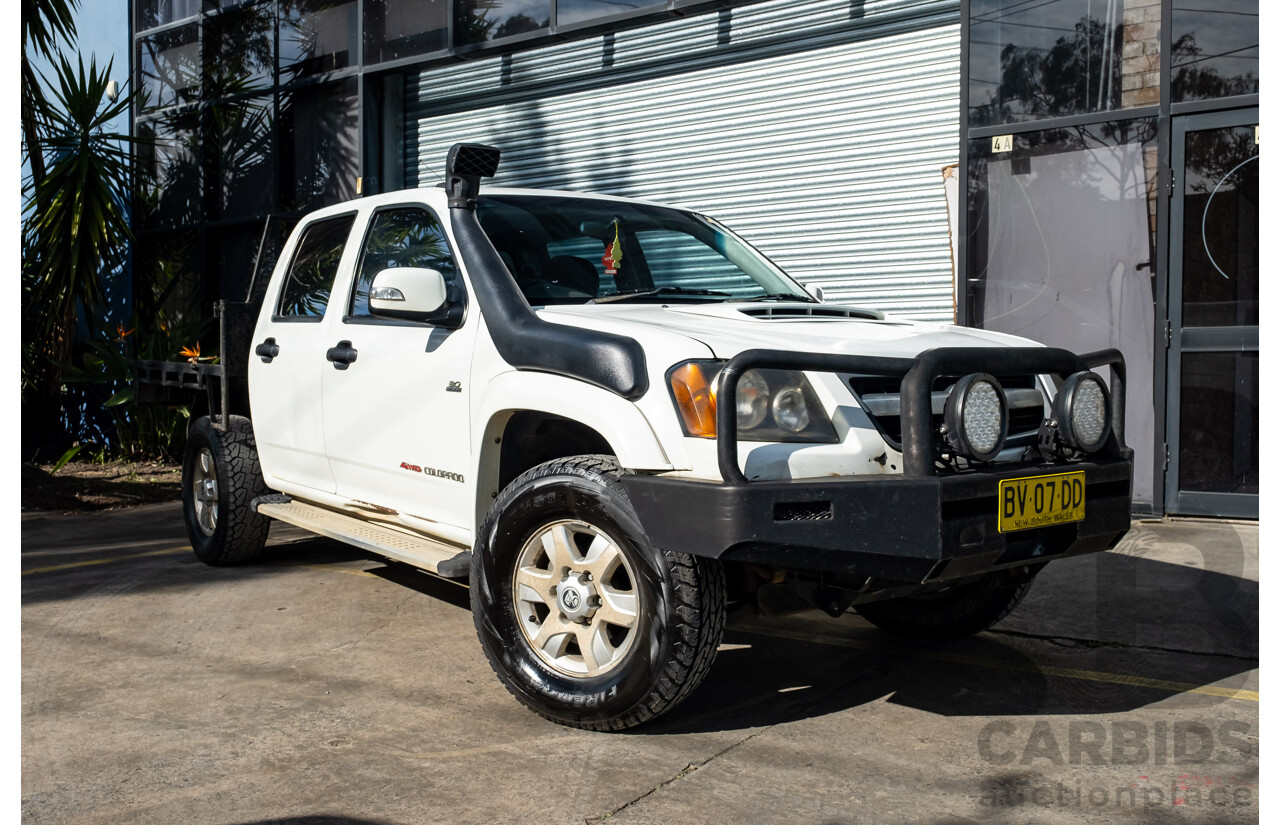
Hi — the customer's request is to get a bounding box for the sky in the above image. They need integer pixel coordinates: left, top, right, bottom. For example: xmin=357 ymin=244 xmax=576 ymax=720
xmin=28 ymin=0 xmax=131 ymax=134
xmin=20 ymin=0 xmax=134 ymax=325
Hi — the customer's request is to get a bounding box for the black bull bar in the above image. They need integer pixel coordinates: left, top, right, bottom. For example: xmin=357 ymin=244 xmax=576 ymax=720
xmin=716 ymin=346 xmax=1128 ymax=483
xmin=621 ymin=346 xmax=1133 ymax=585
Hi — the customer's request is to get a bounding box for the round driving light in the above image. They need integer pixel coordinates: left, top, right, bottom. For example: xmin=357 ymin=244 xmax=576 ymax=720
xmin=1056 ymin=371 xmax=1111 ymax=452
xmin=943 ymin=373 xmax=1008 ymax=462
xmin=772 ymin=386 xmax=810 ymax=432
xmin=735 ymin=370 xmax=770 ymax=429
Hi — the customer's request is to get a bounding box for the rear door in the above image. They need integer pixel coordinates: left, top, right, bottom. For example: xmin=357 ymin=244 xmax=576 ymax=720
xmin=319 ymin=204 xmax=479 ymax=530
xmin=248 ymin=212 xmax=358 ymax=494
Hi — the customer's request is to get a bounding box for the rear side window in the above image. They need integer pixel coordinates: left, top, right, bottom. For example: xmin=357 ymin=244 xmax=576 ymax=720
xmin=275 ymin=214 xmax=356 ymax=319
xmin=350 ymin=207 xmax=459 ymax=317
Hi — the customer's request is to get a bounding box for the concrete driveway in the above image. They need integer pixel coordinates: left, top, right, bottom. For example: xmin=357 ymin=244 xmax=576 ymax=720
xmin=22 ymin=504 xmax=1258 ymax=824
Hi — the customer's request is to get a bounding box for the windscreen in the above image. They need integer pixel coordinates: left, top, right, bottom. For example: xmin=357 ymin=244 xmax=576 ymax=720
xmin=475 ymin=194 xmax=810 ymax=306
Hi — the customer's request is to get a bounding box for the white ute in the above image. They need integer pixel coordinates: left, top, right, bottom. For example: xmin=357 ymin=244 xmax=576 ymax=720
xmin=138 ymin=144 xmax=1134 ymax=729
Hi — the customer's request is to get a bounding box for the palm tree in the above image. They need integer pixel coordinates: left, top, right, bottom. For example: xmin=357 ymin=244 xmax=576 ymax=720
xmin=22 ymin=52 xmax=135 ymax=449
xmin=21 ymin=0 xmax=79 ymax=186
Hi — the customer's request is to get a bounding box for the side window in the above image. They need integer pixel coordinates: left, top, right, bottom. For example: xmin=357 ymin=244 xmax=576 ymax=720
xmin=350 ymin=207 xmax=460 ymax=317
xmin=275 ymin=214 xmax=356 ymax=319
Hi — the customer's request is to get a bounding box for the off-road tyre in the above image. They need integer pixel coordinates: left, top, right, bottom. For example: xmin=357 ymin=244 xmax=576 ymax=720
xmin=471 ymin=455 xmax=726 ymax=730
xmin=855 ymin=569 xmax=1036 ymax=640
xmin=182 ymin=415 xmax=271 ymax=566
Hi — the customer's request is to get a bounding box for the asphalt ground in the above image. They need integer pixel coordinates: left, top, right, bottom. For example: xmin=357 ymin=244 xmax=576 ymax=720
xmin=21 ymin=504 xmax=1258 ymax=824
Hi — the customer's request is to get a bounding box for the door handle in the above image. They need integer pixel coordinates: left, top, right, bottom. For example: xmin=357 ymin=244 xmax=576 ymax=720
xmin=326 ymin=340 xmax=358 ymax=369
xmin=254 ymin=337 xmax=280 ymax=363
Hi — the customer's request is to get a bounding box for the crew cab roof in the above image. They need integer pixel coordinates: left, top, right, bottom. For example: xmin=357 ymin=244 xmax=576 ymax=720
xmin=296 ymin=185 xmax=696 ymax=222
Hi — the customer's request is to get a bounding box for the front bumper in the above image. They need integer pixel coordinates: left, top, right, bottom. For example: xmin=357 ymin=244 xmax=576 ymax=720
xmin=622 ymin=457 xmax=1131 ymax=585
xmin=624 ymin=344 xmax=1133 ymax=587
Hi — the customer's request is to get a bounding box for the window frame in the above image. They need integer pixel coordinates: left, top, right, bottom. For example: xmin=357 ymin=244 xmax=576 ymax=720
xmin=342 ymin=203 xmax=466 ymax=327
xmin=362 ymin=0 xmax=450 ymax=66
xmin=272 ymin=211 xmax=359 ymax=323
xmin=1170 ymin=0 xmax=1259 ymax=106
xmin=137 ymin=21 xmax=202 ymax=113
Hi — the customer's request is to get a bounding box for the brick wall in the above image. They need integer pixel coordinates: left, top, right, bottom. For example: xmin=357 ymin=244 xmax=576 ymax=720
xmin=1122 ymin=0 xmax=1161 ymax=107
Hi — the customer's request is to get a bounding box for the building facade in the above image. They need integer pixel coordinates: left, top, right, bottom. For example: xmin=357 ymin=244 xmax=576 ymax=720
xmin=130 ymin=0 xmax=1258 ymax=518
xmin=960 ymin=0 xmax=1258 ymax=517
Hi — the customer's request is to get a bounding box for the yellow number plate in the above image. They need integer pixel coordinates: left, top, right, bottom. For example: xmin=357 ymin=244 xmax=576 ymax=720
xmin=998 ymin=471 xmax=1086 ymax=533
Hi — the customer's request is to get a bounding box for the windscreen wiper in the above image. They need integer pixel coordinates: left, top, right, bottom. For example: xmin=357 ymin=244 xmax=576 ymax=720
xmin=740 ymin=292 xmax=818 ymax=303
xmin=588 ymin=286 xmax=732 ymax=304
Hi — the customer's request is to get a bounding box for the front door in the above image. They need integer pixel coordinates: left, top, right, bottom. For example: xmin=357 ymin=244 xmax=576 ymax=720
xmin=320 ymin=205 xmax=479 ymax=533
xmin=1165 ymin=109 xmax=1259 ymax=518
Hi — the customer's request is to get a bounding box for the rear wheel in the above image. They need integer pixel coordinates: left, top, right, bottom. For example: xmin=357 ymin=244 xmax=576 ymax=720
xmin=855 ymin=570 xmax=1036 ymax=640
xmin=471 ymin=456 xmax=726 ymax=730
xmin=182 ymin=415 xmax=271 ymax=565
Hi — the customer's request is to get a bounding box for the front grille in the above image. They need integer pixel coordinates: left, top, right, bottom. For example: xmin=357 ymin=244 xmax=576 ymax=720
xmin=846 ymin=374 xmax=1044 ymax=453
xmin=1008 ymin=404 xmax=1045 ymax=435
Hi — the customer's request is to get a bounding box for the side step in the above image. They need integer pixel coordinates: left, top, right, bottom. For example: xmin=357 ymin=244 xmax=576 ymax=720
xmin=256 ymin=498 xmax=469 ymax=580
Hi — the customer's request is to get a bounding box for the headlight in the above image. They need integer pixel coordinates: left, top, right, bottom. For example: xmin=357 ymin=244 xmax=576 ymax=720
xmin=943 ymin=373 xmax=1008 ymax=462
xmin=772 ymin=386 xmax=810 ymax=432
xmin=1055 ymin=371 xmax=1111 ymax=452
xmin=736 ymin=369 xmax=770 ymax=429
xmin=667 ymin=361 xmax=837 ymax=443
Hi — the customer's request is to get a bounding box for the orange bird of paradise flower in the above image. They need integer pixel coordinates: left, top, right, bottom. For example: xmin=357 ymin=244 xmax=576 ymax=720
xmin=114 ymin=323 xmax=135 ymax=341
xmin=180 ymin=342 xmax=201 ymax=363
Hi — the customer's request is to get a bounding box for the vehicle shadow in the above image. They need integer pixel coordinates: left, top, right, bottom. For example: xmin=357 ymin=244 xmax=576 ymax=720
xmin=364 ymin=560 xmax=471 ymax=609
xmin=640 ymin=549 xmax=1257 ymax=735
xmin=256 ymin=539 xmax=472 ymax=610
xmin=21 ymin=523 xmax=1256 ymax=738
xmin=339 ymin=542 xmax=1256 ymax=736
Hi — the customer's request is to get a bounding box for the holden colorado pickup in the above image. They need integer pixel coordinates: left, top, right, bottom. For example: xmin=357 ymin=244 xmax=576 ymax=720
xmin=136 ymin=144 xmax=1133 ymax=730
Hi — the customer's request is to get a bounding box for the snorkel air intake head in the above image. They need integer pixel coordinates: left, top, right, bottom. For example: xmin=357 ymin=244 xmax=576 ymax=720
xmin=445 ymin=143 xmax=502 ymax=209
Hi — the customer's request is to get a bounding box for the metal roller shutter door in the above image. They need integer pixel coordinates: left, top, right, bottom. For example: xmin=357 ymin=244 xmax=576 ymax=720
xmin=406 ymin=0 xmax=959 ymax=321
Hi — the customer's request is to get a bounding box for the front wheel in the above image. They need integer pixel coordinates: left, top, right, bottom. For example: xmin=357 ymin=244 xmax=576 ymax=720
xmin=182 ymin=415 xmax=271 ymax=565
xmin=470 ymin=456 xmax=726 ymax=730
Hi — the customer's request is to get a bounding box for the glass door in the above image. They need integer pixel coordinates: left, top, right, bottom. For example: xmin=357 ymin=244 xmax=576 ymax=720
xmin=1166 ymin=109 xmax=1259 ymax=518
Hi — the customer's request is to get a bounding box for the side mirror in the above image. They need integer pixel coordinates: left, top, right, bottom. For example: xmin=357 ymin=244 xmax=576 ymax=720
xmin=804 ymin=283 xmax=825 ymax=302
xmin=369 ymin=267 xmax=461 ymax=327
